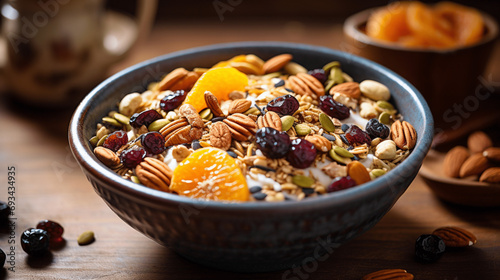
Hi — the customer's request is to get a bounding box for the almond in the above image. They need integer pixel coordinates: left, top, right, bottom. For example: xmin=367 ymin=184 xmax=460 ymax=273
xmin=228 ymin=99 xmax=252 ymax=114
xmin=442 ymin=146 xmax=469 ymax=178
xmin=347 ymin=161 xmax=371 ymax=185
xmin=467 ymin=131 xmax=493 ymax=153
xmin=204 ymin=91 xmax=225 ymax=117
xmin=329 ymin=82 xmax=361 ymax=99
xmin=262 ymin=53 xmax=292 ymax=73
xmin=459 ymin=153 xmax=490 ymax=178
xmin=432 ymin=226 xmax=477 ymax=247
xmin=483 ymin=147 xmax=500 ymax=162
xmin=169 ymin=71 xmax=200 ymax=91
xmin=361 ymin=269 xmax=414 ymax=280
xmin=94 ymin=146 xmax=120 ymax=168
xmin=156 ymin=67 xmax=189 ymax=91
xmin=479 ymin=167 xmax=500 ymax=183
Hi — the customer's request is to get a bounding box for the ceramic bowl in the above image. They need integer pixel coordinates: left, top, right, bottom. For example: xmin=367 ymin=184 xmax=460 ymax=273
xmin=343 ymin=7 xmax=499 ymax=131
xmin=69 ymin=42 xmax=433 ymax=272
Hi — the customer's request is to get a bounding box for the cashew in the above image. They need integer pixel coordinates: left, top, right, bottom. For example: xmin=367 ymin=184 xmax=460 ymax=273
xmin=360 ymin=102 xmax=378 ymax=119
xmin=119 ymin=92 xmax=143 ymax=117
xmin=375 ymin=140 xmax=397 ymax=160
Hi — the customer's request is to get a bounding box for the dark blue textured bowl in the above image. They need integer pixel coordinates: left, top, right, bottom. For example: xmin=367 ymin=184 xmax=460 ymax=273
xmin=69 ymin=42 xmax=433 ymax=272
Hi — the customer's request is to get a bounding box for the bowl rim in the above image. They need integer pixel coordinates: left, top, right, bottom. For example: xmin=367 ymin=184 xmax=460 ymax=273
xmin=69 ymin=41 xmax=434 ymax=212
xmin=343 ymin=6 xmax=499 ymax=53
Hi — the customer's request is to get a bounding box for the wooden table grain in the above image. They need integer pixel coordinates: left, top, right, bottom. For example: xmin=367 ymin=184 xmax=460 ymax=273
xmin=1 ymin=20 xmax=499 ymax=280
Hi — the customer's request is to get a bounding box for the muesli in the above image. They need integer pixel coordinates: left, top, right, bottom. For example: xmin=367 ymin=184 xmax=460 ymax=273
xmin=89 ymin=54 xmax=417 ymax=202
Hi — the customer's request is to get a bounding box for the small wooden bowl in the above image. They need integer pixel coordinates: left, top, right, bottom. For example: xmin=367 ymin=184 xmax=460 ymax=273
xmin=419 ymin=149 xmax=500 ymax=207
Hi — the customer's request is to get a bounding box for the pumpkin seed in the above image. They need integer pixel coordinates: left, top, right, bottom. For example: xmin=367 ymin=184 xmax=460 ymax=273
xmin=281 ymin=115 xmax=295 ymax=131
xmin=148 ymin=119 xmax=170 ymax=131
xmin=96 ymin=126 xmax=108 ymax=140
xmin=334 ymin=146 xmax=354 ymax=158
xmin=330 ymin=67 xmax=344 ymax=84
xmin=324 ymin=79 xmax=335 ymax=92
xmin=323 ymin=61 xmax=341 ymax=72
xmin=113 ymin=113 xmax=130 ymax=125
xmin=244 ymin=107 xmax=261 ymax=116
xmin=295 ymin=123 xmax=311 ymax=136
xmin=284 ymin=62 xmax=307 ymax=75
xmin=77 ymin=231 xmax=95 ymax=245
xmin=378 ymin=112 xmax=391 ymax=125
xmin=102 ymin=117 xmax=122 ymax=127
xmin=328 ymin=149 xmax=352 ymax=165
xmin=376 ymin=100 xmax=394 ymax=110
xmin=319 ymin=113 xmax=335 ymax=132
xmin=292 ymin=175 xmax=315 ymax=188
xmin=370 ymin=169 xmax=386 ymax=178
xmin=97 ymin=135 xmax=108 ymax=147
xmin=131 ymin=175 xmax=141 ymax=184
xmin=89 ymin=135 xmax=99 ymax=146
xmin=199 ymin=108 xmax=213 ymax=120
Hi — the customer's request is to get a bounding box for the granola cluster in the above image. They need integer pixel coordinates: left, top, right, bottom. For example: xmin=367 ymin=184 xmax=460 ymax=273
xmin=89 ymin=54 xmax=417 ymax=202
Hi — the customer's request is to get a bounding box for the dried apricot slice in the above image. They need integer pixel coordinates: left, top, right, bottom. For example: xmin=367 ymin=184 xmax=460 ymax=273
xmin=170 ymin=147 xmax=249 ymax=201
xmin=434 ymin=1 xmax=484 ymax=46
xmin=366 ymin=2 xmax=412 ymax=42
xmin=183 ymin=67 xmax=248 ymax=112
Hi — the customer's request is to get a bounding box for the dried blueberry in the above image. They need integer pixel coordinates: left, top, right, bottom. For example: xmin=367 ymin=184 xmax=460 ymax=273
xmin=319 ymin=95 xmax=350 ymax=120
xmin=129 ymin=109 xmax=162 ymax=128
xmin=141 ymin=132 xmax=166 ymax=155
xmin=286 ymin=138 xmax=317 ymax=169
xmin=160 ymin=90 xmax=186 ymax=112
xmin=255 ymin=127 xmax=291 ymax=159
xmin=345 ymin=125 xmax=371 ymax=146
xmin=327 ymin=176 xmax=357 ymax=193
xmin=120 ymin=147 xmax=146 ymax=168
xmin=102 ymin=130 xmax=128 ymax=152
xmin=365 ymin=118 xmax=390 ymax=139
xmin=415 ymin=234 xmax=446 ymax=263
xmin=21 ymin=228 xmax=50 ymax=256
xmin=307 ymin=68 xmax=327 ymax=84
xmin=266 ymin=94 xmax=300 ymax=115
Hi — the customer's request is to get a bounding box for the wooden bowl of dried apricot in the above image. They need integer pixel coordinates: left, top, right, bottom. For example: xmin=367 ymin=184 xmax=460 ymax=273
xmin=344 ymin=1 xmax=499 ymax=131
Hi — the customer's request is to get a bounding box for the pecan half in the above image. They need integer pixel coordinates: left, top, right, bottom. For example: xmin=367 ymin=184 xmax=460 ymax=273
xmin=390 ymin=120 xmax=417 ymax=150
xmin=361 ymin=269 xmax=414 ymax=280
xmin=228 ymin=99 xmax=252 ymax=114
xmin=204 ymin=91 xmax=225 ymax=117
xmin=432 ymin=226 xmax=477 ymax=247
xmin=135 ymin=157 xmax=173 ymax=192
xmin=257 ymin=111 xmax=282 ymax=131
xmin=288 ymin=73 xmax=325 ymax=97
xmin=159 ymin=104 xmax=203 ymax=146
xmin=223 ymin=113 xmax=257 ymax=141
xmin=209 ymin=122 xmax=232 ymax=150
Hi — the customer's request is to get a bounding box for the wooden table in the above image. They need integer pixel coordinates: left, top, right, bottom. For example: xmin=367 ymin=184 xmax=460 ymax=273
xmin=1 ymin=19 xmax=499 ymax=280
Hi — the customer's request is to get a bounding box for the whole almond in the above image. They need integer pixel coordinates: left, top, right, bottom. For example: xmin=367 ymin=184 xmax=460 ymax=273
xmin=361 ymin=269 xmax=414 ymax=280
xmin=347 ymin=161 xmax=371 ymax=185
xmin=459 ymin=153 xmax=490 ymax=178
xmin=442 ymin=146 xmax=469 ymax=178
xmin=94 ymin=146 xmax=120 ymax=168
xmin=329 ymin=82 xmax=361 ymax=99
xmin=432 ymin=226 xmax=477 ymax=247
xmin=156 ymin=67 xmax=189 ymax=91
xmin=262 ymin=54 xmax=292 ymax=73
xmin=467 ymin=131 xmax=493 ymax=153
xmin=479 ymin=167 xmax=500 ymax=183
xmin=204 ymin=91 xmax=225 ymax=117
xmin=483 ymin=147 xmax=500 ymax=162
xmin=228 ymin=99 xmax=252 ymax=114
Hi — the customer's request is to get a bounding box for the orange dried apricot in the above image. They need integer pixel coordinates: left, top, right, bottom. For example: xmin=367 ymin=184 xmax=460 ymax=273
xmin=366 ymin=2 xmax=412 ymax=42
xmin=170 ymin=147 xmax=249 ymax=201
xmin=183 ymin=67 xmax=248 ymax=112
xmin=434 ymin=1 xmax=484 ymax=46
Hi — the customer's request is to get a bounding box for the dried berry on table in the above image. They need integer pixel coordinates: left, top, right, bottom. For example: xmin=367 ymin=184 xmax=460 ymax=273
xmin=21 ymin=228 xmax=50 ymax=256
xmin=36 ymin=220 xmax=64 ymax=245
xmin=415 ymin=234 xmax=446 ymax=263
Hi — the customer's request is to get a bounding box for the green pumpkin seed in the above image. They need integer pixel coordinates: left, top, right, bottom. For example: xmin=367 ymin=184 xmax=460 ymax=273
xmin=97 ymin=135 xmax=108 ymax=146
xmin=244 ymin=107 xmax=261 ymax=116
xmin=284 ymin=62 xmax=307 ymax=75
xmin=330 ymin=67 xmax=344 ymax=84
xmin=319 ymin=113 xmax=335 ymax=132
xmin=378 ymin=112 xmax=391 ymax=125
xmin=376 ymin=100 xmax=394 ymax=110
xmin=262 ymin=72 xmax=282 ymax=80
xmin=281 ymin=115 xmax=295 ymax=131
xmin=89 ymin=135 xmax=99 ymax=146
xmin=292 ymin=175 xmax=315 ymax=188
xmin=199 ymin=108 xmax=213 ymax=120
xmin=113 ymin=113 xmax=130 ymax=125
xmin=323 ymin=61 xmax=341 ymax=72
xmin=328 ymin=149 xmax=352 ymax=165
xmin=334 ymin=146 xmax=354 ymax=158
xmin=324 ymin=79 xmax=336 ymax=92
xmin=370 ymin=169 xmax=386 ymax=178
xmin=131 ymin=175 xmax=141 ymax=184
xmin=148 ymin=119 xmax=170 ymax=131
xmin=77 ymin=231 xmax=95 ymax=246
xmin=295 ymin=123 xmax=311 ymax=136
xmin=102 ymin=117 xmax=122 ymax=127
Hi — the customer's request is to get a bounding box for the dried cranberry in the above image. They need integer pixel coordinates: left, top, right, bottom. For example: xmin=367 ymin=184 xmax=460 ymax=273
xmin=327 ymin=176 xmax=357 ymax=193
xmin=286 ymin=138 xmax=316 ymax=169
xmin=415 ymin=234 xmax=446 ymax=263
xmin=365 ymin=118 xmax=390 ymax=139
xmin=344 ymin=125 xmax=371 ymax=146
xmin=36 ymin=220 xmax=64 ymax=244
xmin=129 ymin=109 xmax=162 ymax=128
xmin=255 ymin=127 xmax=291 ymax=159
xmin=319 ymin=95 xmax=350 ymax=120
xmin=120 ymin=146 xmax=146 ymax=168
xmin=103 ymin=130 xmax=128 ymax=152
xmin=160 ymin=90 xmax=187 ymax=112
xmin=21 ymin=228 xmax=50 ymax=256
xmin=307 ymin=69 xmax=327 ymax=84
xmin=0 ymin=248 xmax=5 ymax=268
xmin=266 ymin=94 xmax=300 ymax=116
xmin=141 ymin=132 xmax=165 ymax=155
